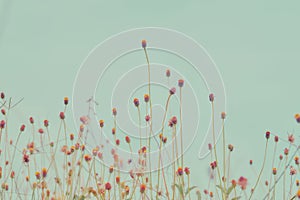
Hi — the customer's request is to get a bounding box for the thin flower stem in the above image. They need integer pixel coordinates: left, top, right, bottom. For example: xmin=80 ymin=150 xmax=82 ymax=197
xmin=249 ymin=140 xmax=269 ymax=200
xmin=268 ymin=143 xmax=277 ymax=200
xmin=144 ymin=46 xmax=154 ymax=200
xmin=211 ymin=102 xmax=224 ymax=199
xmin=222 ymin=119 xmax=226 ymax=190
xmin=283 ymin=155 xmax=288 ymax=200
xmin=157 ymin=94 xmax=172 ymax=200
xmin=137 ymin=106 xmax=142 ymax=148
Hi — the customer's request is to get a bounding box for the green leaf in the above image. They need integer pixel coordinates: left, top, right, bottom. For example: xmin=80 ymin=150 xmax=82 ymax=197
xmin=216 ymin=185 xmax=226 ymax=194
xmin=175 ymin=184 xmax=184 ymax=196
xmin=185 ymin=186 xmax=197 ymax=195
xmin=231 ymin=197 xmax=241 ymax=200
xmin=196 ymin=190 xmax=202 ymax=200
xmin=227 ymin=185 xmax=234 ymax=195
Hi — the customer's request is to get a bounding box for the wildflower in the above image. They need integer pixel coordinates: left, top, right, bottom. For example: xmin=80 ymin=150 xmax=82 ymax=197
xmin=166 ymin=69 xmax=171 ymax=77
xmin=209 ymin=93 xmax=214 ymax=102
xmin=169 ymin=87 xmax=176 ymax=95
xmin=294 ymin=114 xmax=300 ymax=123
xmin=288 ymin=134 xmax=295 ymax=143
xmin=29 ymin=117 xmax=34 ymax=124
xmin=209 ymin=191 xmax=213 ymax=197
xmin=59 ymin=112 xmax=65 ymax=119
xmin=290 ymin=166 xmax=297 ymax=175
xmin=144 ymin=94 xmax=149 ymax=102
xmin=168 ymin=116 xmax=177 ymax=127
xmin=10 ymin=171 xmax=15 ymax=179
xmin=228 ymin=144 xmax=234 ymax=152
xmin=249 ymin=160 xmax=253 ymax=165
xmin=274 ymin=135 xmax=279 ymax=143
xmin=297 ymin=189 xmax=300 ymax=198
xmin=84 ymin=154 xmax=92 ymax=162
xmin=296 ymin=180 xmax=299 ymax=186
xmin=238 ymin=176 xmax=248 ymax=190
xmin=284 ymin=148 xmax=289 ymax=155
xmin=80 ymin=124 xmax=84 ymax=132
xmin=112 ymin=108 xmax=117 ymax=116
xmin=38 ymin=128 xmax=44 ymax=134
xmin=112 ymin=128 xmax=116 ymax=135
xmin=0 ymin=92 xmax=4 ymax=99
xmin=184 ymin=167 xmax=190 ymax=175
xmin=70 ymin=133 xmax=74 ymax=141
xmin=80 ymin=115 xmax=89 ymax=125
xmin=208 ymin=143 xmax=212 ymax=151
xmin=99 ymin=119 xmax=104 ymax=128
xmin=64 ymin=97 xmax=69 ymax=105
xmin=105 ymin=182 xmax=112 ymax=190
xmin=42 ymin=168 xmax=47 ymax=178
xmin=20 ymin=124 xmax=25 ymax=132
xmin=272 ymin=168 xmax=277 ymax=175
xmin=116 ymin=139 xmax=120 ymax=146
xmin=44 ymin=120 xmax=49 ymax=127
xmin=178 ymin=79 xmax=184 ymax=87
xmin=1 ymin=109 xmax=5 ymax=115
xmin=133 ymin=98 xmax=140 ymax=107
xmin=231 ymin=179 xmax=237 ymax=187
xmin=265 ymin=181 xmax=268 ymax=186
xmin=221 ymin=112 xmax=226 ymax=119
xmin=140 ymin=183 xmax=146 ymax=193
xmin=177 ymin=167 xmax=183 ymax=176
xmin=125 ymin=136 xmax=130 ymax=143
xmin=141 ymin=40 xmax=147 ymax=48
xmin=145 ymin=115 xmax=150 ymax=122
xmin=265 ymin=131 xmax=270 ymax=139
xmin=109 ymin=166 xmax=114 ymax=173
xmin=0 ymin=120 xmax=5 ymax=129
xmin=204 ymin=189 xmax=209 ymax=195
xmin=162 ymin=137 xmax=167 ymax=143
xmin=35 ymin=171 xmax=41 ymax=180
xmin=295 ymin=156 xmax=299 ymax=165
xmin=279 ymin=154 xmax=283 ymax=160
xmin=116 ymin=176 xmax=120 ymax=184
xmin=125 ymin=185 xmax=130 ymax=194
xmin=210 ymin=161 xmax=217 ymax=170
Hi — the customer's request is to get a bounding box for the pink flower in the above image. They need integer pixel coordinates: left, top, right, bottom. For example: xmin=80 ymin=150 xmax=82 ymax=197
xmin=169 ymin=87 xmax=176 ymax=95
xmin=288 ymin=134 xmax=295 ymax=143
xmin=238 ymin=176 xmax=248 ymax=190
xmin=80 ymin=116 xmax=89 ymax=125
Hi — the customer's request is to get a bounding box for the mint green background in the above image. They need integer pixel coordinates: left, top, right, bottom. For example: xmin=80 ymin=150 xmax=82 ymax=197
xmin=1 ymin=0 xmax=300 ymax=197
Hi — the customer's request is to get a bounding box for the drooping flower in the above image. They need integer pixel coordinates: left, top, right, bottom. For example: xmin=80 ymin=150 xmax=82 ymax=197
xmin=238 ymin=176 xmax=248 ymax=190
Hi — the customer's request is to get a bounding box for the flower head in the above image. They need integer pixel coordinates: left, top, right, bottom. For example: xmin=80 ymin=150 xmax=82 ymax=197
xmin=209 ymin=93 xmax=214 ymax=102
xmin=64 ymin=97 xmax=69 ymax=105
xmin=178 ymin=79 xmax=184 ymax=87
xmin=42 ymin=168 xmax=47 ymax=178
xmin=99 ymin=119 xmax=104 ymax=128
xmin=125 ymin=136 xmax=130 ymax=143
xmin=141 ymin=40 xmax=147 ymax=48
xmin=177 ymin=167 xmax=183 ymax=176
xmin=112 ymin=108 xmax=117 ymax=116
xmin=140 ymin=183 xmax=146 ymax=193
xmin=105 ymin=182 xmax=112 ymax=190
xmin=44 ymin=120 xmax=49 ymax=127
xmin=133 ymin=98 xmax=140 ymax=107
xmin=166 ymin=69 xmax=171 ymax=77
xmin=20 ymin=124 xmax=25 ymax=132
xmin=184 ymin=167 xmax=190 ymax=175
xmin=238 ymin=176 xmax=248 ymax=190
xmin=169 ymin=87 xmax=176 ymax=95
xmin=144 ymin=94 xmax=149 ymax=103
xmin=59 ymin=112 xmax=65 ymax=120
xmin=265 ymin=131 xmax=270 ymax=139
